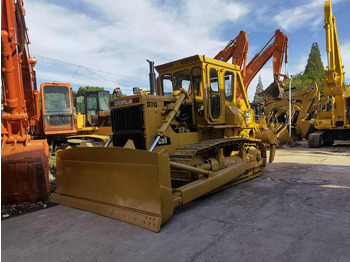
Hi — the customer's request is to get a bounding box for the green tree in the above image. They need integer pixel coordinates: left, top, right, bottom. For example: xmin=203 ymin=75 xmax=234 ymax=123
xmin=73 ymin=86 xmax=105 ymax=99
xmin=286 ymin=42 xmax=325 ymax=92
xmin=253 ymin=75 xmax=264 ymax=102
xmin=304 ymin=42 xmax=325 ymax=90
xmin=287 ymin=73 xmax=313 ymax=90
xmin=77 ymin=86 xmax=105 ymax=93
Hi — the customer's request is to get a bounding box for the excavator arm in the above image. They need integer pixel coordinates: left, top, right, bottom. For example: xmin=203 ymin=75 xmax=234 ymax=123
xmin=1 ymin=0 xmax=40 ymax=142
xmin=1 ymin=0 xmax=50 ymax=204
xmin=323 ymin=0 xmax=345 ymax=95
xmin=215 ymin=29 xmax=288 ymax=100
xmin=308 ymin=0 xmax=349 ymax=148
xmin=241 ymin=29 xmax=288 ymax=99
xmin=214 ymin=30 xmax=248 ymax=77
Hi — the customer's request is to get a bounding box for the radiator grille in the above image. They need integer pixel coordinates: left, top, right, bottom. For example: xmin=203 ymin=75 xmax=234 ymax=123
xmin=113 ymin=131 xmax=146 ymax=150
xmin=111 ymin=105 xmax=146 ymax=149
xmin=112 ymin=105 xmax=144 ymax=132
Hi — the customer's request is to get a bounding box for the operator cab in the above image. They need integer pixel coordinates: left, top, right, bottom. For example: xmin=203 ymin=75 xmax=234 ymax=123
xmin=40 ymin=82 xmax=76 ymax=135
xmin=75 ymin=90 xmax=111 ymax=127
xmin=250 ymin=102 xmax=265 ymax=120
xmin=155 ymin=55 xmax=253 ymax=127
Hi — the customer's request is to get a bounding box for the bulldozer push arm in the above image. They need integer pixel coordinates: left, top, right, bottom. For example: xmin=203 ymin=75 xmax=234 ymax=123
xmin=149 ymin=89 xmax=188 ymax=151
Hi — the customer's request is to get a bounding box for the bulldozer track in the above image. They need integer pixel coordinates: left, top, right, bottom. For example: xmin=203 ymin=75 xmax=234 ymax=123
xmin=170 ymin=137 xmax=267 ymax=186
xmin=170 ymin=137 xmax=267 ymax=166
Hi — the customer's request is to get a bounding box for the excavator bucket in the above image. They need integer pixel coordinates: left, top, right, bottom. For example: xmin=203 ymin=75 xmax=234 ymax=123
xmin=1 ymin=140 xmax=50 ymax=204
xmin=259 ymin=80 xmax=285 ymax=99
xmin=50 ymin=147 xmax=174 ymax=232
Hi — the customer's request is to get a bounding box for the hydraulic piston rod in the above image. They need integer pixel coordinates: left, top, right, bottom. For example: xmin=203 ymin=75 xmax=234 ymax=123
xmin=149 ymin=89 xmax=188 ymax=151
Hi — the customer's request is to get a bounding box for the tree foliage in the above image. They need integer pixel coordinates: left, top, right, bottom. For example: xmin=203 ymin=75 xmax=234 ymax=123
xmin=77 ymin=86 xmax=105 ymax=93
xmin=286 ymin=42 xmax=325 ymax=92
xmin=72 ymin=86 xmax=105 ymax=99
xmin=253 ymin=75 xmax=264 ymax=102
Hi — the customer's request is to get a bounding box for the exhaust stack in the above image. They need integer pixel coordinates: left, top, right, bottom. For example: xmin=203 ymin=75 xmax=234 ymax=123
xmin=147 ymin=59 xmax=156 ymax=95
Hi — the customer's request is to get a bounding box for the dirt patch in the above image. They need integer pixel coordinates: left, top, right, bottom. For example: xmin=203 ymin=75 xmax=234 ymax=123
xmin=1 ymin=200 xmax=57 ymax=221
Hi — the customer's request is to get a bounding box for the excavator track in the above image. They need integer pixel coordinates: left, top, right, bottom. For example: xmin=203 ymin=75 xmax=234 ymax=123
xmin=170 ymin=137 xmax=267 ymax=187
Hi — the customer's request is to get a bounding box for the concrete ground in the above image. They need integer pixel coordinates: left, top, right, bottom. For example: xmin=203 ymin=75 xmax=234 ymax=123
xmin=2 ymin=141 xmax=350 ymax=262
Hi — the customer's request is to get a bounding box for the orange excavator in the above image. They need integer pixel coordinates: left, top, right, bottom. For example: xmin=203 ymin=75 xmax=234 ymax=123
xmin=244 ymin=29 xmax=288 ymax=99
xmin=1 ymin=0 xmax=76 ymax=204
xmin=214 ymin=29 xmax=291 ymax=144
xmin=215 ymin=29 xmax=288 ymax=100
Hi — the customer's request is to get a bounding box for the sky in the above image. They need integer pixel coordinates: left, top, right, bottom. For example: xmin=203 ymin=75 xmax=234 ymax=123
xmin=24 ymin=0 xmax=350 ymax=101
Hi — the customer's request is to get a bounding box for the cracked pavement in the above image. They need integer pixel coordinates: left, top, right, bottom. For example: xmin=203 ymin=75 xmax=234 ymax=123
xmin=2 ymin=141 xmax=350 ymax=262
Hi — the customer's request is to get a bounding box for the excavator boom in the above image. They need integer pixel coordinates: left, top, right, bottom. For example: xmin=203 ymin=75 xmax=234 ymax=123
xmin=323 ymin=0 xmax=345 ymax=95
xmin=214 ymin=30 xmax=248 ymax=77
xmin=2 ymin=0 xmax=76 ymax=204
xmin=243 ymin=29 xmax=288 ymax=99
xmin=308 ymin=0 xmax=349 ymax=147
xmin=214 ymin=29 xmax=290 ymax=144
xmin=1 ymin=0 xmax=50 ymax=203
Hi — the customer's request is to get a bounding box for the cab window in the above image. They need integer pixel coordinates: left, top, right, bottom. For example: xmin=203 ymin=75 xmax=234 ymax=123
xmin=209 ymin=68 xmax=219 ymax=92
xmin=87 ymin=94 xmax=98 ymax=115
xmin=98 ymin=92 xmax=110 ymax=111
xmin=174 ymin=70 xmax=191 ymax=94
xmin=224 ymin=71 xmax=235 ymax=102
xmin=209 ymin=68 xmax=220 ymax=119
xmin=76 ymin=95 xmax=85 ymax=113
xmin=43 ymin=86 xmax=71 ymax=112
xmin=161 ymin=74 xmax=173 ymax=96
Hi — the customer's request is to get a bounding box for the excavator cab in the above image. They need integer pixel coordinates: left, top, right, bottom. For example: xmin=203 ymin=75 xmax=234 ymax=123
xmin=40 ymin=82 xmax=76 ymax=135
xmin=74 ymin=91 xmax=111 ymax=131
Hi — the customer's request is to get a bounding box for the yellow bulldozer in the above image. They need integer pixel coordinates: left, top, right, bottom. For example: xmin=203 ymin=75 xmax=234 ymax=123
xmin=51 ymin=55 xmax=276 ymax=232
xmin=65 ymin=90 xmax=112 ymax=146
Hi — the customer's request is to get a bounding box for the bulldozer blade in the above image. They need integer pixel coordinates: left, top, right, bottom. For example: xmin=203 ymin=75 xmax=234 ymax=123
xmin=50 ymin=147 xmax=174 ymax=232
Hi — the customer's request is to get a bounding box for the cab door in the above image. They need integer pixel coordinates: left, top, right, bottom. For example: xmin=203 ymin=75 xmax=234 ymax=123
xmin=207 ymin=66 xmax=225 ymax=123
